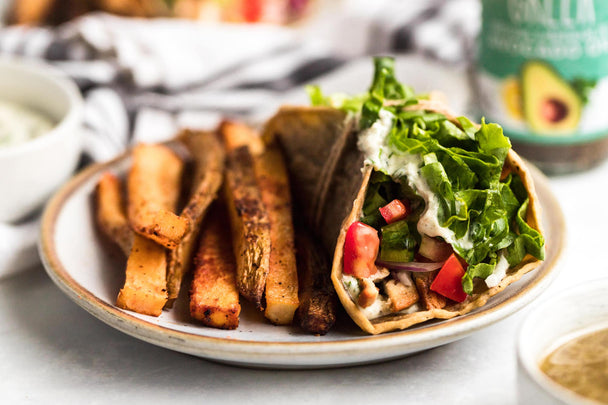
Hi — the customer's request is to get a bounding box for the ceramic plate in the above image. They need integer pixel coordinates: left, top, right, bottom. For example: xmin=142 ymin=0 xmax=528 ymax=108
xmin=39 ymin=152 xmax=564 ymax=369
xmin=39 ymin=56 xmax=565 ymax=369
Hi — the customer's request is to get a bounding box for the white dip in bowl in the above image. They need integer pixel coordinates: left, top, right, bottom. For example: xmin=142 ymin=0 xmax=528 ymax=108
xmin=0 ymin=58 xmax=83 ymax=223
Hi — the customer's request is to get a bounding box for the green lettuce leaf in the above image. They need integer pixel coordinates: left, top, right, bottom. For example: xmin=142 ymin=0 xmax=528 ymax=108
xmin=311 ymin=56 xmax=545 ymax=291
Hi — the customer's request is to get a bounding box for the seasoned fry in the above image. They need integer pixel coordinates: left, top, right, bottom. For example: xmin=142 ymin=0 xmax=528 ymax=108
xmin=116 ymin=234 xmax=168 ymax=316
xmin=220 ymin=121 xmax=264 ymax=154
xmin=128 ymin=144 xmax=189 ymax=249
xmin=255 ymin=142 xmax=299 ymax=325
xmin=223 ymin=146 xmax=271 ymax=309
xmin=222 ymin=123 xmax=271 ymax=310
xmin=95 ymin=172 xmax=133 ymax=255
xmin=189 ymin=204 xmax=240 ymax=329
xmin=295 ymin=232 xmax=336 ymax=335
xmin=165 ymin=130 xmax=225 ymax=307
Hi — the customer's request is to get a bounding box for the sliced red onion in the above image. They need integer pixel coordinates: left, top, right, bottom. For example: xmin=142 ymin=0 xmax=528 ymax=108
xmin=375 ymin=259 xmax=444 ymax=272
xmin=394 ymin=271 xmax=415 ymax=288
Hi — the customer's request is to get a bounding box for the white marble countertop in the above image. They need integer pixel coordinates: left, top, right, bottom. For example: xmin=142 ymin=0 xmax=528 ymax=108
xmin=1 ymin=56 xmax=606 ymax=403
xmin=1 ymin=153 xmax=606 ymax=404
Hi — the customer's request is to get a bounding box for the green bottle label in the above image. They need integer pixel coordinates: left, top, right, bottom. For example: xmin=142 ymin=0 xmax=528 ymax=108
xmin=478 ymin=0 xmax=608 ymax=144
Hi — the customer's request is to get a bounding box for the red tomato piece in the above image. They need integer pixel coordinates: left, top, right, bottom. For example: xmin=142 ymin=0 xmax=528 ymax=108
xmin=343 ymin=221 xmax=379 ymax=278
xmin=379 ymin=199 xmax=408 ymax=224
xmin=430 ymin=253 xmax=468 ymax=302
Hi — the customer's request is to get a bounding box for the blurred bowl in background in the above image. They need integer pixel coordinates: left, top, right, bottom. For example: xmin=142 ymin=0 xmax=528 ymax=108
xmin=0 ymin=58 xmax=83 ymax=223
xmin=517 ymin=278 xmax=608 ymax=405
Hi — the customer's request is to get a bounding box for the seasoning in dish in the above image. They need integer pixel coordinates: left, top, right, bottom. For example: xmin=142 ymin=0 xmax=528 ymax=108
xmin=0 ymin=100 xmax=55 ymax=147
xmin=540 ymin=327 xmax=608 ymax=404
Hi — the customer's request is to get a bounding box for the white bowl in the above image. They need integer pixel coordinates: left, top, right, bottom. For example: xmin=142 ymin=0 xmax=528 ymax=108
xmin=517 ymin=278 xmax=608 ymax=405
xmin=0 ymin=57 xmax=83 ymax=223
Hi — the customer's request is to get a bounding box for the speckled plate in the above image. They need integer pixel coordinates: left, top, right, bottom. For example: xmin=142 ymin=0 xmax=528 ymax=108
xmin=38 ymin=150 xmax=564 ymax=369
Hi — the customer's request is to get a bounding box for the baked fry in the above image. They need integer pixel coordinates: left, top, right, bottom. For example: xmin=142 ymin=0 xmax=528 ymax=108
xmin=295 ymin=232 xmax=336 ymax=335
xmin=189 ymin=203 xmax=240 ymax=329
xmin=128 ymin=144 xmax=189 ymax=249
xmin=220 ymin=121 xmax=264 ymax=154
xmin=116 ymin=234 xmax=168 ymax=316
xmin=255 ymin=142 xmax=299 ymax=325
xmin=95 ymin=172 xmax=133 ymax=255
xmin=222 ymin=124 xmax=271 ymax=310
xmin=165 ymin=130 xmax=225 ymax=307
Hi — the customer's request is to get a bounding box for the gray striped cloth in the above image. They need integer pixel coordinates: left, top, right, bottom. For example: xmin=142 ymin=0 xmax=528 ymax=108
xmin=0 ymin=0 xmax=480 ymax=277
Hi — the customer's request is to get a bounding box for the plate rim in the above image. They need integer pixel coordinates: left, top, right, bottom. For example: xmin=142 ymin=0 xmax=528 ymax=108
xmin=38 ymin=151 xmax=566 ymax=365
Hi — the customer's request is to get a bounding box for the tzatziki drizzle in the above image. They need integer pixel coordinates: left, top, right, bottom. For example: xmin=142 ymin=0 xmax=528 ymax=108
xmin=356 ymin=108 xmax=473 ymax=250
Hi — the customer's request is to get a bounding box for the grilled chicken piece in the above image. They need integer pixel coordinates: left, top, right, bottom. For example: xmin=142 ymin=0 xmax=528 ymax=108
xmin=358 ymin=279 xmax=379 ymax=308
xmin=413 ymin=271 xmax=447 ymax=310
xmin=385 ymin=277 xmax=419 ymax=312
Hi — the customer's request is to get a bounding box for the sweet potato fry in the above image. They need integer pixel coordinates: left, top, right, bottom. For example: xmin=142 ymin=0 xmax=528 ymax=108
xmin=95 ymin=172 xmax=133 ymax=255
xmin=189 ymin=204 xmax=240 ymax=329
xmin=222 ymin=125 xmax=271 ymax=310
xmin=295 ymin=232 xmax=336 ymax=335
xmin=255 ymin=142 xmax=299 ymax=325
xmin=128 ymin=144 xmax=189 ymax=249
xmin=116 ymin=234 xmax=168 ymax=316
xmin=220 ymin=121 xmax=264 ymax=154
xmin=165 ymin=130 xmax=225 ymax=307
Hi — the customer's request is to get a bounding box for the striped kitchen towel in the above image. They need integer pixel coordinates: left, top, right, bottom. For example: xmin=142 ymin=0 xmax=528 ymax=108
xmin=0 ymin=0 xmax=479 ymax=162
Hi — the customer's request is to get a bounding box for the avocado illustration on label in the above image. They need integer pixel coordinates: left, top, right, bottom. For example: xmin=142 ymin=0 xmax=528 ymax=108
xmin=501 ymin=76 xmax=524 ymax=121
xmin=521 ymin=61 xmax=583 ymax=134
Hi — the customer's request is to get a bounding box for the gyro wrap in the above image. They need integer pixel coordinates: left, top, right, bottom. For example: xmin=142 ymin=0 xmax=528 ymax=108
xmin=263 ymin=57 xmax=545 ymax=334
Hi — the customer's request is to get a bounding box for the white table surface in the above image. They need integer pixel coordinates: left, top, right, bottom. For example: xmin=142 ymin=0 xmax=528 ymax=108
xmin=1 ymin=57 xmax=606 ymax=404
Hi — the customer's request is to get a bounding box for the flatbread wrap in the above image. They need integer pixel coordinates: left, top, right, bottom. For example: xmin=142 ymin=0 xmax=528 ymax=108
xmin=263 ymin=57 xmax=545 ymax=334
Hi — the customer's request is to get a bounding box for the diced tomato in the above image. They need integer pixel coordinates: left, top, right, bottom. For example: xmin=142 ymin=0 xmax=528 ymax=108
xmin=379 ymin=199 xmax=408 ymax=224
xmin=430 ymin=253 xmax=468 ymax=302
xmin=343 ymin=221 xmax=379 ymax=278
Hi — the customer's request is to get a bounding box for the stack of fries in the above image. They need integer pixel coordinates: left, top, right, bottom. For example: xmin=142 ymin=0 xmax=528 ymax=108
xmin=95 ymin=123 xmax=336 ymax=334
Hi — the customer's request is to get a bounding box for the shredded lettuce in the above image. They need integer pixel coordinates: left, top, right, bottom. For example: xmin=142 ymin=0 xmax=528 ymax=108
xmin=312 ymin=56 xmax=545 ymax=294
xmin=306 ymin=85 xmax=367 ymax=114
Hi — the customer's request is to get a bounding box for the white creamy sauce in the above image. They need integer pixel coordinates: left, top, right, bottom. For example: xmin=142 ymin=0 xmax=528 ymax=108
xmin=0 ymin=100 xmax=54 ymax=147
xmin=361 ymin=295 xmax=393 ymax=319
xmin=357 ymin=108 xmax=394 ymax=164
xmin=343 ymin=274 xmax=421 ymax=320
xmin=343 ymin=275 xmax=390 ymax=319
xmin=342 ymin=275 xmax=361 ymax=299
xmin=357 ymin=108 xmax=473 ymax=250
xmin=485 ymin=253 xmax=509 ymax=288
